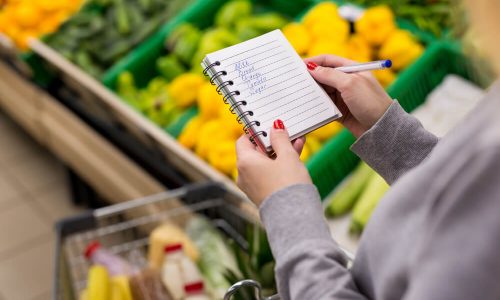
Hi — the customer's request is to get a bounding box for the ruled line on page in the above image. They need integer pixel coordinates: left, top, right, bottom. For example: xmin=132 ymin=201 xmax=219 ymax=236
xmin=230 ymin=61 xmax=296 ymax=83
xmin=251 ymin=79 xmax=308 ymax=104
xmin=254 ymin=89 xmax=315 ymax=112
xmin=227 ymin=54 xmax=290 ymax=76
xmin=262 ymin=96 xmax=320 ymax=124
xmin=287 ymin=108 xmax=330 ymax=129
xmin=239 ymin=70 xmax=301 ymax=93
xmin=220 ymin=40 xmax=278 ymax=61
xmin=224 ymin=45 xmax=282 ymax=67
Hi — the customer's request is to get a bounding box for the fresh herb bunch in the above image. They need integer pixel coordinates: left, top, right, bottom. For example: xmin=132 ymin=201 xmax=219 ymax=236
xmin=350 ymin=0 xmax=451 ymax=37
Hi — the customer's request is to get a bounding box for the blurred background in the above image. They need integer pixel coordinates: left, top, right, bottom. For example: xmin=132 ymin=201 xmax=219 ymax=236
xmin=0 ymin=0 xmax=495 ymax=299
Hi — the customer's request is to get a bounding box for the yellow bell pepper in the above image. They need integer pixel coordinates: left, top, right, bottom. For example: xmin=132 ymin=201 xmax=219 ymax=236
xmin=208 ymin=140 xmax=237 ymax=175
xmin=0 ymin=0 xmax=82 ymax=50
xmin=303 ymin=2 xmax=339 ymax=29
xmin=231 ymin=167 xmax=238 ymax=181
xmin=283 ymin=23 xmax=312 ymax=55
xmin=195 ymin=120 xmax=236 ymax=159
xmin=308 ymin=17 xmax=350 ymax=45
xmin=300 ymin=143 xmax=311 ymax=162
xmin=346 ymin=34 xmax=372 ymax=62
xmin=218 ymin=105 xmax=244 ymax=138
xmin=305 ymin=136 xmax=322 ymax=155
xmin=355 ymin=5 xmax=396 ymax=46
xmin=197 ymin=81 xmax=224 ymax=120
xmin=178 ymin=116 xmax=203 ymax=149
xmin=309 ymin=121 xmax=343 ymax=142
xmin=379 ymin=29 xmax=424 ymax=71
xmin=373 ymin=68 xmax=397 ymax=88
xmin=169 ymin=73 xmax=205 ymax=108
xmin=307 ymin=40 xmax=348 ymax=58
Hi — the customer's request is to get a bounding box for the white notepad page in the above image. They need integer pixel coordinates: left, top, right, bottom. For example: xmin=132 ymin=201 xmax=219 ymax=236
xmin=203 ymin=29 xmax=341 ymax=151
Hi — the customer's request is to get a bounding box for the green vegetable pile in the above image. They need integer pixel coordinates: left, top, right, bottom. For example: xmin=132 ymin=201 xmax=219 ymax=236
xmin=45 ymin=0 xmax=193 ymax=78
xmin=325 ymin=162 xmax=389 ymax=234
xmin=349 ymin=0 xmax=451 ymax=37
xmin=116 ymin=0 xmax=288 ymax=130
xmin=224 ymin=225 xmax=277 ymax=300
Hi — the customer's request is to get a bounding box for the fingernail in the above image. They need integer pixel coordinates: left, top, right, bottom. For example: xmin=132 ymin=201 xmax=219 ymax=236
xmin=273 ymin=119 xmax=285 ymax=130
xmin=306 ymin=62 xmax=317 ymax=71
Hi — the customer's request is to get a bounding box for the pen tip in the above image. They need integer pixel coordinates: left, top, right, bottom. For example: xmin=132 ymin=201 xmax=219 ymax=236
xmin=383 ymin=60 xmax=392 ymax=68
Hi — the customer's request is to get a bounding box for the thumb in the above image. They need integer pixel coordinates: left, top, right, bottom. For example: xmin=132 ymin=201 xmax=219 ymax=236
xmin=270 ymin=119 xmax=296 ymax=158
xmin=308 ymin=64 xmax=351 ymax=91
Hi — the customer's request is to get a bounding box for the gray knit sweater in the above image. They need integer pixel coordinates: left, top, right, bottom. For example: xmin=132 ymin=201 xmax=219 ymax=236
xmin=260 ymin=84 xmax=500 ymax=300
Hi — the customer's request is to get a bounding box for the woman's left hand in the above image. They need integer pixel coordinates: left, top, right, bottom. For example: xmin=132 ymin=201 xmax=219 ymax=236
xmin=236 ymin=120 xmax=312 ymax=207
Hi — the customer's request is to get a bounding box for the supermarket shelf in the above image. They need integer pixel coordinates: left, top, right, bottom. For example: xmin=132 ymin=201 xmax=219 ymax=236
xmin=0 ymin=60 xmax=166 ymax=204
xmin=28 ymin=38 xmax=247 ymax=200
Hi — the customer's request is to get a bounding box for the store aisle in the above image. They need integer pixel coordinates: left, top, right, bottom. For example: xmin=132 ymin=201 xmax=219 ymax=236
xmin=0 ymin=112 xmax=86 ymax=300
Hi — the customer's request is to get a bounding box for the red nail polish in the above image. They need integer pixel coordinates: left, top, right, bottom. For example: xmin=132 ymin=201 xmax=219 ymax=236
xmin=306 ymin=62 xmax=317 ymax=71
xmin=273 ymin=119 xmax=285 ymax=130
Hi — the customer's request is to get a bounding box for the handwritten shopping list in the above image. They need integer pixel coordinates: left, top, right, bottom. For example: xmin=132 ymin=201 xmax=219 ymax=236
xmin=203 ymin=30 xmax=340 ymax=149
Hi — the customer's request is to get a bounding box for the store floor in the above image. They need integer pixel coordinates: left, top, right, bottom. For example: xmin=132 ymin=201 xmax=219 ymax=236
xmin=0 ymin=112 xmax=86 ymax=300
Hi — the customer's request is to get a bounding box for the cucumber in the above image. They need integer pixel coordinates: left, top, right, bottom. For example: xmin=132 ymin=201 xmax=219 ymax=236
xmin=113 ymin=0 xmax=130 ymax=35
xmin=350 ymin=173 xmax=390 ymax=235
xmin=325 ymin=162 xmax=374 ymax=217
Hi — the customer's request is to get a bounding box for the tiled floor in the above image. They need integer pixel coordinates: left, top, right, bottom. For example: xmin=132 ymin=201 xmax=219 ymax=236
xmin=0 ymin=112 xmax=86 ymax=300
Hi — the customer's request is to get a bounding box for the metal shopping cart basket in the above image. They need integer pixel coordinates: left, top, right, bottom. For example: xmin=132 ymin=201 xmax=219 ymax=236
xmin=53 ymin=182 xmax=275 ymax=300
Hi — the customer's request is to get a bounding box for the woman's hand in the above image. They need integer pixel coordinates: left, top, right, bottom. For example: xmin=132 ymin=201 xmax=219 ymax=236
xmin=304 ymin=55 xmax=393 ymax=138
xmin=236 ymin=120 xmax=312 ymax=207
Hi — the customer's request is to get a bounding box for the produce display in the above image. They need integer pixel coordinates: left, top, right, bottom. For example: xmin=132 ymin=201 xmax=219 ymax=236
xmin=347 ymin=0 xmax=451 ymax=37
xmin=78 ymin=216 xmax=276 ymax=300
xmin=325 ymin=75 xmax=485 ymax=234
xmin=44 ymin=0 xmax=193 ymax=78
xmin=0 ymin=0 xmax=83 ymax=50
xmin=116 ymin=0 xmax=352 ymax=179
xmin=283 ymin=2 xmax=425 ymax=88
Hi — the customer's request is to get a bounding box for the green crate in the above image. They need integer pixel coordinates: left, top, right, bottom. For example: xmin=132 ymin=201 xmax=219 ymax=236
xmin=307 ymin=41 xmax=490 ymax=199
xmin=102 ymin=0 xmax=313 ymax=138
xmin=102 ymin=0 xmax=312 ymax=90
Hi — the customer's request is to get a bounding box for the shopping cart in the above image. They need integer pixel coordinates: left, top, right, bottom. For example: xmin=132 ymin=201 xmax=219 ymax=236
xmin=53 ymin=182 xmax=272 ymax=300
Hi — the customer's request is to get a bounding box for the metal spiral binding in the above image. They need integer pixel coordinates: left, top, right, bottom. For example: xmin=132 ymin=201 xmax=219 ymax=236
xmin=210 ymin=70 xmax=227 ymax=85
xmin=229 ymin=100 xmax=247 ymax=114
xmin=223 ymin=91 xmax=240 ymax=104
xmin=204 ymin=62 xmax=267 ymax=146
xmin=243 ymin=120 xmax=260 ymax=133
xmin=203 ymin=61 xmax=220 ymax=76
xmin=249 ymin=131 xmax=267 ymax=143
xmin=216 ymin=80 xmax=234 ymax=94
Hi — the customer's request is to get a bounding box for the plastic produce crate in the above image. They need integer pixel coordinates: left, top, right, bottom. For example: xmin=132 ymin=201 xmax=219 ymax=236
xmin=307 ymin=41 xmax=491 ymax=198
xmin=102 ymin=0 xmax=313 ymax=89
xmin=53 ymin=183 xmax=261 ymax=300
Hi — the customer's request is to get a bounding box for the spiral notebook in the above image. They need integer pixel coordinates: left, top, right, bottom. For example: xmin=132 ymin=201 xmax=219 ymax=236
xmin=202 ymin=29 xmax=342 ymax=152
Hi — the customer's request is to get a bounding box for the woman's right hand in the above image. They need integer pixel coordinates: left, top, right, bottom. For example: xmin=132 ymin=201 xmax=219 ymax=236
xmin=304 ymin=55 xmax=393 ymax=138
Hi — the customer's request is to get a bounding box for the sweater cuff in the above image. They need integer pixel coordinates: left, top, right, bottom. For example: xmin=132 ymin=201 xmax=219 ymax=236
xmin=350 ymin=100 xmax=439 ymax=184
xmin=259 ymin=184 xmax=334 ymax=259
xmin=350 ymin=100 xmax=405 ymax=158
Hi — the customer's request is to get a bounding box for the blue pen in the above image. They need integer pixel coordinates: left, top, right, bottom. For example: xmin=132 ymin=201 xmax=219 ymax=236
xmin=335 ymin=60 xmax=392 ymax=73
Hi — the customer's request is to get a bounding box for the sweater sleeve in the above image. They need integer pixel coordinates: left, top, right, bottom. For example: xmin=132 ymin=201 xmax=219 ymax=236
xmin=351 ymin=101 xmax=439 ymax=184
xmin=259 ymin=184 xmax=368 ymax=300
xmin=402 ymin=145 xmax=500 ymax=300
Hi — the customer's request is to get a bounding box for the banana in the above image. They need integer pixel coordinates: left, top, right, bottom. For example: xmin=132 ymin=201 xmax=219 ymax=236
xmin=111 ymin=276 xmax=133 ymax=300
xmin=87 ymin=265 xmax=110 ymax=300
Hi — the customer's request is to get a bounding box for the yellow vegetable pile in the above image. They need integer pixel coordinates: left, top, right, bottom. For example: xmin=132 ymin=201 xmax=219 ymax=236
xmin=178 ymin=80 xmax=344 ymax=179
xmin=283 ymin=2 xmax=424 ymax=87
xmin=0 ymin=0 xmax=82 ymax=50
